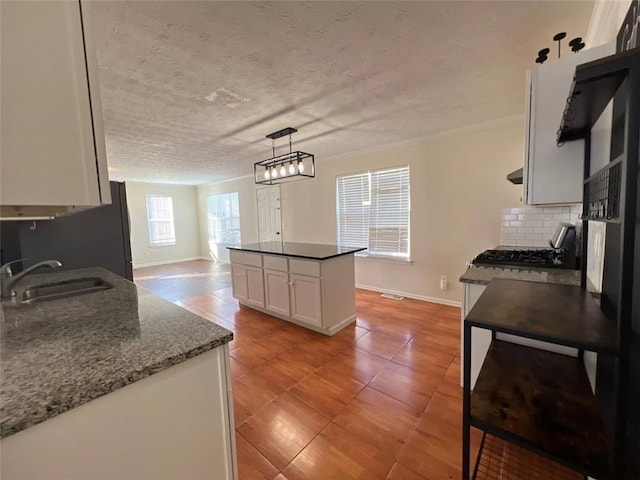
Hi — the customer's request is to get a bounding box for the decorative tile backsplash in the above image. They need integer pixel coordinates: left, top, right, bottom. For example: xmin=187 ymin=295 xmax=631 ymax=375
xmin=501 ymin=204 xmax=582 ymax=247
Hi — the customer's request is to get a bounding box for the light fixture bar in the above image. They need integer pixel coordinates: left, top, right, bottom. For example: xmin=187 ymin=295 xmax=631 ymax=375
xmin=266 ymin=127 xmax=298 ymax=140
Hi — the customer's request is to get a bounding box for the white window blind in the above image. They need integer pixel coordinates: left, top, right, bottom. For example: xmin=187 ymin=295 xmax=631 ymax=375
xmin=146 ymin=195 xmax=176 ymax=246
xmin=336 ymin=165 xmax=410 ymax=258
xmin=207 ymin=192 xmax=241 ymax=246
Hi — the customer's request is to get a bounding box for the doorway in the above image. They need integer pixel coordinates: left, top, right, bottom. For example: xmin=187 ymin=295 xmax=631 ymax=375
xmin=256 ymin=185 xmax=282 ymax=242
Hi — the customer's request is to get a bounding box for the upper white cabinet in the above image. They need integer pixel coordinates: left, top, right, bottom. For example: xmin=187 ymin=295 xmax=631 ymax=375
xmin=0 ymin=0 xmax=110 ymax=218
xmin=524 ymin=42 xmax=614 ymax=205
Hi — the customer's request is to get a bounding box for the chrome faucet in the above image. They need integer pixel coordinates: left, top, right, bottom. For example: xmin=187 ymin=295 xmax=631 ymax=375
xmin=0 ymin=259 xmax=62 ymax=300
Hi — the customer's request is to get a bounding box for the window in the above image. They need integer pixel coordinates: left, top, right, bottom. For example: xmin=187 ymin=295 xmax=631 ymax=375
xmin=336 ymin=165 xmax=410 ymax=258
xmin=146 ymin=195 xmax=176 ymax=246
xmin=207 ymin=192 xmax=241 ymax=246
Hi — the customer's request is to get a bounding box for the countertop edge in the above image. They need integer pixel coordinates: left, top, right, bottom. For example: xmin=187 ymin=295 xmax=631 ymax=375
xmin=0 ymin=333 xmax=232 ymax=438
xmin=227 ymin=245 xmax=367 ymax=260
xmin=459 ymin=265 xmax=582 ymax=287
xmin=0 ymin=267 xmax=234 ymax=439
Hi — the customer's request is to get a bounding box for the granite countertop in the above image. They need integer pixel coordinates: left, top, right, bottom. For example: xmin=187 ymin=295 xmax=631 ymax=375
xmin=0 ymin=267 xmax=232 ymax=438
xmin=228 ymin=241 xmax=367 ymax=260
xmin=459 ymin=265 xmax=581 ymax=286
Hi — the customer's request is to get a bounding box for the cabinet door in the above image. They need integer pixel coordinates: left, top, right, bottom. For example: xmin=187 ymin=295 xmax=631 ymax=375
xmin=290 ymin=274 xmax=322 ymax=327
xmin=245 ymin=266 xmax=265 ymax=308
xmin=231 ymin=265 xmax=248 ymax=302
xmin=0 ymin=0 xmax=110 ymax=208
xmin=524 ymin=43 xmax=614 ymax=205
xmin=264 ymin=269 xmax=290 ymax=316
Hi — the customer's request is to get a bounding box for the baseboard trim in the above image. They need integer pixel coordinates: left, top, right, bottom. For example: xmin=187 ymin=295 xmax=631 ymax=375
xmin=355 ymin=284 xmax=462 ymax=308
xmin=236 ymin=300 xmax=354 ymax=336
xmin=327 ymin=314 xmax=357 ymax=335
xmin=133 ymin=257 xmax=210 ymax=269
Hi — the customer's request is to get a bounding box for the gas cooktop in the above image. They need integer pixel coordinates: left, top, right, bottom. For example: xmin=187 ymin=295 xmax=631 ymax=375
xmin=472 ymin=248 xmax=565 ymax=268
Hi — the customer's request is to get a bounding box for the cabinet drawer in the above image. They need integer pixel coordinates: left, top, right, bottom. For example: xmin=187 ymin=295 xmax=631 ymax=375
xmin=289 ymin=259 xmax=320 ymax=277
xmin=229 ymin=250 xmax=262 ymax=267
xmin=263 ymin=255 xmax=288 ymax=272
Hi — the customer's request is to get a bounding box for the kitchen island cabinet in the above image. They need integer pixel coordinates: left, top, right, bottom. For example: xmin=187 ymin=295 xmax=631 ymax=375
xmin=0 ymin=268 xmax=236 ymax=480
xmin=228 ymin=242 xmax=366 ymax=335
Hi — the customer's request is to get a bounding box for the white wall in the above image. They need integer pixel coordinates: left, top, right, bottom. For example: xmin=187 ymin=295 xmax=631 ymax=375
xmin=197 ymin=177 xmax=259 ymax=263
xmin=198 ymin=118 xmax=524 ymax=305
xmin=126 ymin=182 xmax=201 ymax=268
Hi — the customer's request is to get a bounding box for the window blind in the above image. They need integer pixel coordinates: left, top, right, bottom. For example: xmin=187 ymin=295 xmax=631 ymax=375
xmin=146 ymin=195 xmax=176 ymax=246
xmin=207 ymin=192 xmax=241 ymax=246
xmin=336 ymin=165 xmax=410 ymax=258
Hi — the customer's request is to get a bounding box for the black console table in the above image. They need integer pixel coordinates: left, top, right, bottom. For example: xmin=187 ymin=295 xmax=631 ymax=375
xmin=462 ymin=279 xmax=620 ymax=479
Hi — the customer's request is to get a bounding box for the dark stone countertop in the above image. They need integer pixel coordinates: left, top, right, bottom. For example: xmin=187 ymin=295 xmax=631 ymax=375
xmin=459 ymin=265 xmax=581 ymax=286
xmin=0 ymin=267 xmax=232 ymax=438
xmin=227 ymin=241 xmax=367 ymax=260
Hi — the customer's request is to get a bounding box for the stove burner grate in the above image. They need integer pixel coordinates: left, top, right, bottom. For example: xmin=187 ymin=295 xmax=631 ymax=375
xmin=472 ymin=249 xmax=564 ymax=268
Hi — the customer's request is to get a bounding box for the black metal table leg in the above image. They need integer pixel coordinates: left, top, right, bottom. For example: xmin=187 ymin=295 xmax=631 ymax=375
xmin=463 ymin=322 xmax=472 ymax=479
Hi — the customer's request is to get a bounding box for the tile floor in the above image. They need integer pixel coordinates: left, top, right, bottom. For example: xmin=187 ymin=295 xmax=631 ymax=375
xmin=134 ymin=260 xmax=481 ymax=479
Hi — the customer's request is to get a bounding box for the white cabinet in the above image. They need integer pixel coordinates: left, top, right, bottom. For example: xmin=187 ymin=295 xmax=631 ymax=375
xmin=264 ymin=269 xmax=291 ymax=316
xmin=290 ymin=274 xmax=322 ymax=327
xmin=524 ymin=43 xmax=614 ymax=205
xmin=0 ymin=0 xmax=110 ymax=218
xmin=231 ymin=264 xmax=264 ymax=308
xmin=0 ymin=346 xmax=237 ymax=480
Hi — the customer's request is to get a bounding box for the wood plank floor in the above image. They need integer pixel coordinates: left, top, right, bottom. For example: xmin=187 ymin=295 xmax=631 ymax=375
xmin=135 ymin=260 xmax=480 ymax=480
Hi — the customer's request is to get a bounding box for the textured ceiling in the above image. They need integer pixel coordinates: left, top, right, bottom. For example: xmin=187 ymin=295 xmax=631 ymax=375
xmin=90 ymin=1 xmax=595 ymax=185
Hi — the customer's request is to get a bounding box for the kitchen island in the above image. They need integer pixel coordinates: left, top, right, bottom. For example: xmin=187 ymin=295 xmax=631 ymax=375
xmin=0 ymin=267 xmax=236 ymax=480
xmin=228 ymin=242 xmax=366 ymax=335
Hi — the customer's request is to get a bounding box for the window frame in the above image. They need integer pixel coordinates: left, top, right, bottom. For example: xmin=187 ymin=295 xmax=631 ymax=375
xmin=145 ymin=195 xmax=176 ymax=247
xmin=206 ymin=192 xmax=242 ymax=247
xmin=336 ymin=165 xmax=411 ymax=261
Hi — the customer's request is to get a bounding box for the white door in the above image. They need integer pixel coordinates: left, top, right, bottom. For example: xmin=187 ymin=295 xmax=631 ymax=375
xmin=257 ymin=186 xmax=282 ymax=242
xmin=264 ymin=269 xmax=290 ymax=316
xmin=290 ymin=274 xmax=322 ymax=327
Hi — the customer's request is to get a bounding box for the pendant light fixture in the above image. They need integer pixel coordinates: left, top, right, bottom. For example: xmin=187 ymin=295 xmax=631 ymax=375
xmin=254 ymin=127 xmax=315 ymax=185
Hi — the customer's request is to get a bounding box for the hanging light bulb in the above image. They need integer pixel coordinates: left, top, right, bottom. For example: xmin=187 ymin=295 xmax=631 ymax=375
xmin=255 ymin=127 xmax=315 ymax=185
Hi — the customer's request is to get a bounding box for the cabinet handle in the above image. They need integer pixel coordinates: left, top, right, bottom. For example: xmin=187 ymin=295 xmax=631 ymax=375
xmin=288 ymin=281 xmax=294 ymax=286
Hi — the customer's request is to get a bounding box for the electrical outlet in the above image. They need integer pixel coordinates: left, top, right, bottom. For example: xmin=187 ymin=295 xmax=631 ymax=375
xmin=440 ymin=275 xmax=448 ymax=290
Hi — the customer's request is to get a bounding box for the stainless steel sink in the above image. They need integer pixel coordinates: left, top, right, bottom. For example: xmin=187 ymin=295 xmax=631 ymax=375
xmin=21 ymin=277 xmax=113 ymax=304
